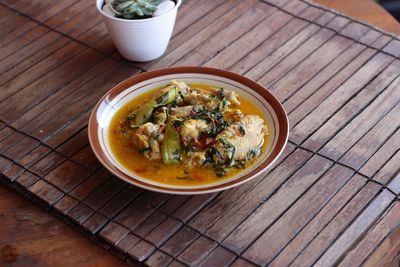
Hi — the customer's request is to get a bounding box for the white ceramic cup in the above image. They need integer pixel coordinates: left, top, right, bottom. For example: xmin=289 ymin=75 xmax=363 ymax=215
xmin=96 ymin=0 xmax=181 ymax=62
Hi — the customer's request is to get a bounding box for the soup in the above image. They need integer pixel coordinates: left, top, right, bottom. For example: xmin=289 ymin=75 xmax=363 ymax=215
xmin=108 ymin=80 xmax=269 ymax=186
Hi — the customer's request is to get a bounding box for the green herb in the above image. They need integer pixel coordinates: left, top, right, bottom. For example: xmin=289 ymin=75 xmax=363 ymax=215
xmin=234 ymin=160 xmax=246 ymax=169
xmin=214 ymin=165 xmax=227 ymax=177
xmin=218 ymin=88 xmax=225 ymax=99
xmin=238 ymin=125 xmax=246 ymax=136
xmin=219 ymin=138 xmax=235 ymax=165
xmin=246 ymin=147 xmax=261 ymax=161
xmin=173 ymin=119 xmax=184 ymax=128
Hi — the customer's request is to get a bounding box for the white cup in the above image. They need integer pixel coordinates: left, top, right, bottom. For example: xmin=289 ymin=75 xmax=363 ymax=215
xmin=96 ymin=0 xmax=181 ymax=62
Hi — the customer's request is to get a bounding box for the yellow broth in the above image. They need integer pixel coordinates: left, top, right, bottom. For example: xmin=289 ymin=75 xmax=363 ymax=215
xmin=108 ymin=84 xmax=269 ymax=186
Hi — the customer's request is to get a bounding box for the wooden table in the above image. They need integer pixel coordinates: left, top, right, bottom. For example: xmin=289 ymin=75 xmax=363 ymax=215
xmin=1 ymin=0 xmax=400 ymax=266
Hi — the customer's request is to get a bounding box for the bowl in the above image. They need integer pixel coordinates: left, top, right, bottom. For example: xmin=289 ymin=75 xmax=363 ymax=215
xmin=88 ymin=67 xmax=289 ymax=194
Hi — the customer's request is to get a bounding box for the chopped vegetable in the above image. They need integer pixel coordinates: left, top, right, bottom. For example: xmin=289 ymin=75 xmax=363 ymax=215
xmin=162 ymin=122 xmax=181 ymax=164
xmin=128 ymin=86 xmax=178 ymax=127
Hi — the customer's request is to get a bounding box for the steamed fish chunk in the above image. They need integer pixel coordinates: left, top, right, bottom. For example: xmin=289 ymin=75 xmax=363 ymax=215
xmin=213 ymin=115 xmax=267 ymax=162
xmin=131 ymin=122 xmax=165 ymax=161
xmin=180 ymin=119 xmax=210 ymax=144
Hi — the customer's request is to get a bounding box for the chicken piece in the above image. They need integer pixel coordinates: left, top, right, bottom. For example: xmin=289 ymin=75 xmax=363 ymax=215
xmin=180 ymin=119 xmax=210 ymax=144
xmin=170 ymin=105 xmax=194 ymax=118
xmin=213 ymin=115 xmax=267 ymax=163
xmin=131 ymin=122 xmax=165 ymax=160
xmin=171 ymin=80 xmax=190 ymax=96
xmin=187 ymin=151 xmax=206 ymax=167
xmin=225 ymin=90 xmax=240 ymax=106
xmin=184 ymin=90 xmax=211 ymax=105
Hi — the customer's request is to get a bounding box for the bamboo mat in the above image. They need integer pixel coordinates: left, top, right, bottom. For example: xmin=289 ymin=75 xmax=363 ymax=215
xmin=0 ymin=0 xmax=400 ymax=266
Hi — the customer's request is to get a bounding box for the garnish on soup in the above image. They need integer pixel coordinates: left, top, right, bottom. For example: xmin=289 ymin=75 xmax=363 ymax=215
xmin=109 ymin=80 xmax=269 ymax=185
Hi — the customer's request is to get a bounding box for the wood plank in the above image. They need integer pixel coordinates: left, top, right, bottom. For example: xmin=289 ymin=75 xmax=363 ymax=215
xmin=68 ymin=168 xmax=110 ymax=201
xmin=290 ymin=52 xmax=393 ymax=144
xmin=167 ymin=0 xmax=241 ymax=54
xmin=222 ymin=155 xmax=333 ymax=254
xmin=114 ymin=191 xmax=170 ymax=230
xmin=337 ymin=201 xmax=400 ymax=266
xmin=29 ymin=152 xmax=65 ymax=177
xmin=18 ymin=61 xmax=128 ymax=135
xmin=28 ymin=179 xmax=64 ymax=206
xmin=370 ymin=149 xmax=400 ymax=185
xmin=287 ymin=36 xmax=391 ymax=128
xmin=290 ymin=182 xmax=385 ymax=266
xmin=0 ymin=21 xmax=37 ymax=49
xmin=339 ymin=102 xmax=400 ymax=177
xmin=203 ymin=9 xmax=293 ymax=69
xmin=0 ymin=41 xmax=88 ymax=102
xmin=83 ymin=177 xmax=126 ymax=211
xmin=0 ymin=48 xmax=106 ymax=124
xmin=0 ymin=34 xmax=70 ymax=86
xmin=28 ymin=65 xmax=139 ymax=142
xmin=0 ymin=24 xmax=48 ymax=62
xmin=178 ymin=236 xmax=218 ymax=266
xmin=198 ymin=246 xmax=236 ymax=267
xmin=269 ymin=174 xmax=367 ymax=266
xmin=161 ymin=226 xmax=200 ymax=257
xmin=43 ymin=160 xmax=89 ymax=193
xmin=313 ymin=189 xmax=395 ymax=266
xmin=147 ymin=0 xmax=258 ymax=70
xmin=145 ymin=250 xmax=173 ymax=267
xmin=16 ymin=145 xmax=51 ymax=169
xmin=99 ymin=186 xmax=142 ymax=219
xmin=269 ymin=35 xmax=353 ymax=102
xmin=242 ymin=164 xmax=356 ymax=265
xmin=304 ymin=59 xmax=400 ymax=153
xmin=359 ymin=129 xmax=400 ymax=178
xmin=362 ymin=224 xmax=400 ymax=267
xmin=35 ymin=0 xmax=80 ymax=22
xmin=172 ymin=0 xmax=225 ymax=37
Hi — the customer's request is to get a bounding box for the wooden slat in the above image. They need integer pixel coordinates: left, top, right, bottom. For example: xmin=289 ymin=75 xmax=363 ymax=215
xmin=287 ymin=36 xmax=391 ymax=128
xmin=242 ymin=164 xmax=356 ymax=265
xmin=337 ymin=201 xmax=400 ymax=266
xmin=290 ymin=52 xmax=393 ymax=144
xmin=290 ymin=183 xmax=389 ymax=266
xmin=222 ymin=155 xmax=334 ymax=254
xmin=304 ymin=59 xmax=400 ymax=153
xmin=269 ymin=174 xmax=368 ymax=266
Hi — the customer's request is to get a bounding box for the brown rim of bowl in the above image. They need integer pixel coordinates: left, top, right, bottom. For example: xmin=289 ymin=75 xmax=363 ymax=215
xmin=88 ymin=66 xmax=289 ymax=194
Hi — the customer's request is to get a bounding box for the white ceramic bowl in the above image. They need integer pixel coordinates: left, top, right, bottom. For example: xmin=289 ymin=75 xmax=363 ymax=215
xmin=89 ymin=67 xmax=289 ymax=194
xmin=96 ymin=0 xmax=181 ymax=62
